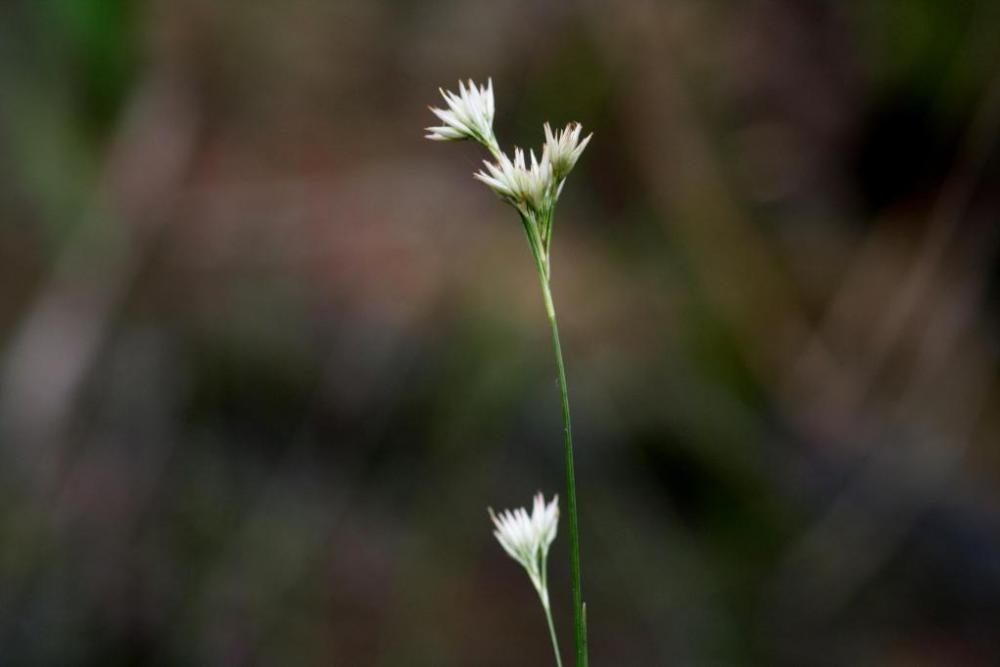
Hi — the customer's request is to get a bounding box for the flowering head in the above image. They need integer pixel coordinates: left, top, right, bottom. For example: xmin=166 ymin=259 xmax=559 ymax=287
xmin=543 ymin=122 xmax=592 ymax=181
xmin=474 ymin=147 xmax=554 ymax=214
xmin=425 ymin=78 xmax=496 ymax=149
xmin=427 ymin=77 xmax=592 ymax=270
xmin=489 ymin=492 xmax=560 ymax=605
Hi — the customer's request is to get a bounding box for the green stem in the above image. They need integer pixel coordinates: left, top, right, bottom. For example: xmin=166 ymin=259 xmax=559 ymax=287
xmin=536 ymin=264 xmax=586 ymax=667
xmin=484 ymin=135 xmax=503 ymax=162
xmin=542 ymin=598 xmax=564 ymax=667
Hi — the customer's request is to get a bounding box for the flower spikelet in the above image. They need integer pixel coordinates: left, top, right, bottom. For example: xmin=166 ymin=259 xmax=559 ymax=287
xmin=474 ymin=148 xmax=554 ymax=213
xmin=543 ymin=122 xmax=592 ymax=180
xmin=489 ymin=492 xmax=560 ymax=604
xmin=426 ymin=78 xmax=496 ymax=145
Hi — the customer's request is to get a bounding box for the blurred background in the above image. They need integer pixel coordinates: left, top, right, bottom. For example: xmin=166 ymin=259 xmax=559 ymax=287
xmin=2 ymin=0 xmax=1000 ymax=664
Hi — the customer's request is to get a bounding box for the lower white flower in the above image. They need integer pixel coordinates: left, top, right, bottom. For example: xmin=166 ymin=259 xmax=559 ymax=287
xmin=489 ymin=492 xmax=560 ymax=606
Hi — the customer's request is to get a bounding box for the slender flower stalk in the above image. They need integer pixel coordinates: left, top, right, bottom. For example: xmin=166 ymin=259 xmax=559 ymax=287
xmin=427 ymin=79 xmax=591 ymax=667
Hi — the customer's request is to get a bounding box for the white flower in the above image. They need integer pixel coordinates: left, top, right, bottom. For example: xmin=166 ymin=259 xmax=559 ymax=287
xmin=426 ymin=78 xmax=496 ymax=145
xmin=474 ymin=147 xmax=554 ymax=212
xmin=489 ymin=492 xmax=560 ymax=605
xmin=543 ymin=122 xmax=592 ymax=179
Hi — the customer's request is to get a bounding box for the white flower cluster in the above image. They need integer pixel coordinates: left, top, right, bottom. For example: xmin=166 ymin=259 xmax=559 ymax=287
xmin=427 ymin=78 xmax=591 ymax=221
xmin=543 ymin=122 xmax=592 ymax=181
xmin=489 ymin=492 xmax=560 ymax=606
xmin=474 ymin=147 xmax=553 ymax=213
xmin=425 ymin=78 xmax=496 ymax=147
xmin=474 ymin=122 xmax=591 ymax=216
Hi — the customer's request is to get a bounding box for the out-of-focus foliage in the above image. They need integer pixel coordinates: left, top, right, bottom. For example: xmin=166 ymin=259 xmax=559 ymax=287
xmin=2 ymin=0 xmax=1000 ymax=665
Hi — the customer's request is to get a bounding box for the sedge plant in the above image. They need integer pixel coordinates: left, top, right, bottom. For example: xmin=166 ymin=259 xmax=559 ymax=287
xmin=426 ymin=79 xmax=592 ymax=667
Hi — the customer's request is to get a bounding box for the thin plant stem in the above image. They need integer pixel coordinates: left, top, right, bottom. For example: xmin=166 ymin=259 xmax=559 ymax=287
xmin=485 ymin=137 xmax=503 ymax=162
xmin=535 ymin=261 xmax=586 ymax=667
xmin=542 ymin=598 xmax=565 ymax=667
